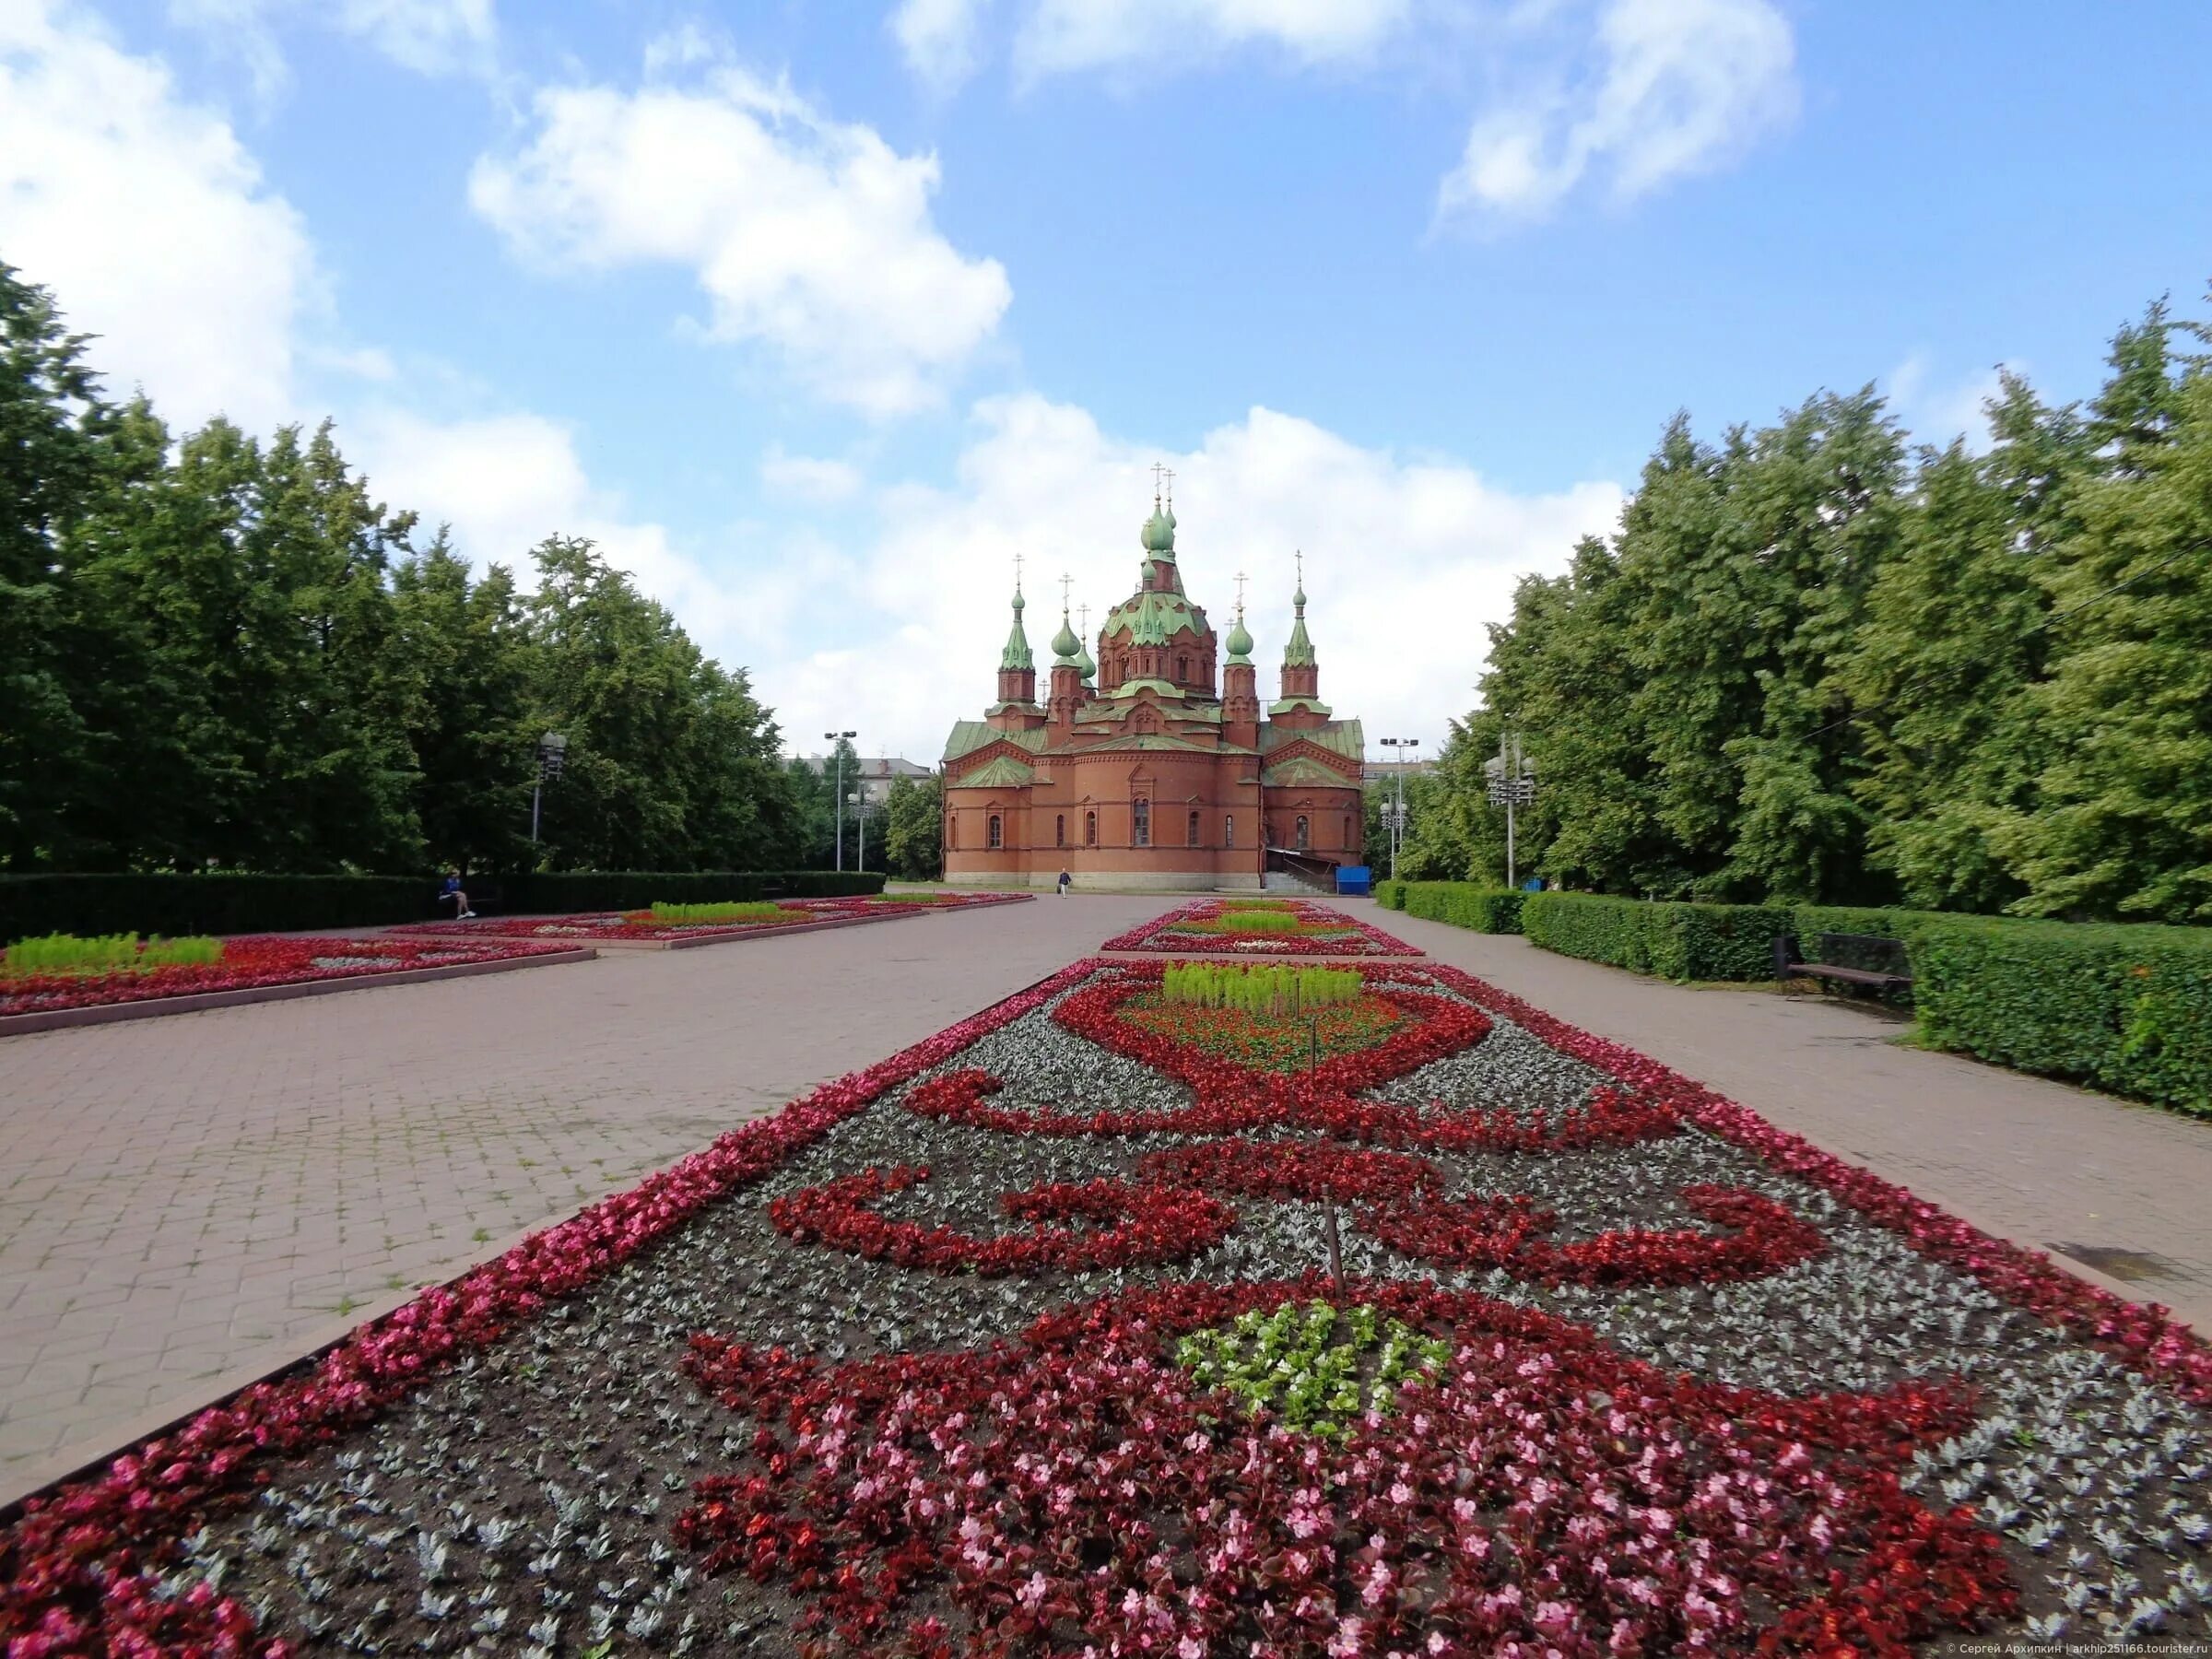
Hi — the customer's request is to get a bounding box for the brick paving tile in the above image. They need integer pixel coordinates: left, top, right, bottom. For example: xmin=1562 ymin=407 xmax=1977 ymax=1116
xmin=1361 ymin=903 xmax=2212 ymax=1335
xmin=0 ymin=894 xmax=1179 ymax=1502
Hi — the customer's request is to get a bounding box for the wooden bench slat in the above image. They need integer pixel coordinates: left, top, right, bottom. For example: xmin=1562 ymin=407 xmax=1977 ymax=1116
xmin=1794 ymin=962 xmax=1911 ymax=987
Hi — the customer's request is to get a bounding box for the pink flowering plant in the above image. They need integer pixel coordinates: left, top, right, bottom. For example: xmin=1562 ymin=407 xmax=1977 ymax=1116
xmin=1105 ymin=900 xmax=1421 ymax=957
xmin=4 ymin=955 xmax=2207 ymax=1655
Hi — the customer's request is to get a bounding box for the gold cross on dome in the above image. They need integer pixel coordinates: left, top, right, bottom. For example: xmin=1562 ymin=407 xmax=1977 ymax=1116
xmin=1160 ymin=465 xmax=1174 ymax=504
xmin=1013 ymin=550 xmax=1024 ymax=594
xmin=1233 ymin=570 xmax=1248 ymax=614
xmin=1060 ymin=571 xmax=1073 ymax=611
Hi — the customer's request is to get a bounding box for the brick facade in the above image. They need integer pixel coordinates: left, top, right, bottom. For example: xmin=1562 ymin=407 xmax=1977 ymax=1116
xmin=942 ymin=495 xmax=1364 ymax=890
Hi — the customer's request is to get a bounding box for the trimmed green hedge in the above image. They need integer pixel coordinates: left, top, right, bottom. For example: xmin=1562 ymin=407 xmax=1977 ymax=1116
xmin=1391 ymin=882 xmax=1526 ymax=935
xmin=1909 ymin=918 xmax=2212 ymax=1116
xmin=1521 ymin=892 xmax=1788 ymax=982
xmin=1374 ymin=879 xmax=1409 ymax=911
xmin=0 ymin=869 xmax=884 ymax=946
xmin=497 ymin=870 xmax=881 ymax=914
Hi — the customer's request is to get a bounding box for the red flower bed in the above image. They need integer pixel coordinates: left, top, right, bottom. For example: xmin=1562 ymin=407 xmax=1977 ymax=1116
xmin=0 ymin=961 xmax=1099 ymax=1654
xmin=1417 ymin=961 xmax=2212 ymax=1406
xmin=1366 ymin=1183 xmax=1830 ymax=1288
xmin=1104 ymin=899 xmax=1421 ymax=957
xmin=0 ymin=935 xmax=575 ymax=1017
xmin=676 ymin=1277 xmax=2012 ymax=1658
xmin=7 ymin=952 xmax=2208 ymax=1654
xmin=769 ymin=1166 xmax=1237 ymax=1275
xmin=403 ymin=891 xmax=1031 ymax=942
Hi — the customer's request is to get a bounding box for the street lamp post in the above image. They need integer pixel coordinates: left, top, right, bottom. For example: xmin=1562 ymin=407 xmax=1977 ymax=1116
xmin=1483 ymin=724 xmax=1537 ymax=888
xmin=530 ymin=732 xmax=568 ymax=843
xmin=825 ymin=731 xmax=856 ymax=871
xmin=1378 ymin=737 xmax=1419 ymax=879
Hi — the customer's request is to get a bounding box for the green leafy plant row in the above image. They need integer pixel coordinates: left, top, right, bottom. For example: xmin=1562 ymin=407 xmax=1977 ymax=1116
xmin=646 ymin=900 xmax=789 ymax=924
xmin=2 ymin=932 xmax=222 ymax=976
xmin=0 ymin=871 xmax=884 ymax=947
xmin=1177 ymin=1300 xmax=1450 ymax=1437
xmin=1521 ymin=892 xmax=1786 ymax=982
xmin=1380 ymin=882 xmax=1526 ymax=935
xmin=1159 ymin=962 xmax=1362 ymax=1015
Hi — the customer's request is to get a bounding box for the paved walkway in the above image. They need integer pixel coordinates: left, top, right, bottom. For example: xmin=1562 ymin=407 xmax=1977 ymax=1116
xmin=6 ymin=893 xmax=2209 ymax=1507
xmin=1368 ymin=904 xmax=2212 ymax=1335
xmin=0 ymin=894 xmax=1175 ymax=1504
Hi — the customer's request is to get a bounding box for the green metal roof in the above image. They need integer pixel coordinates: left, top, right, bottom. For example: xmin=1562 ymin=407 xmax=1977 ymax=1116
xmin=1101 ymin=588 xmax=1209 ymax=646
xmin=958 ymin=754 xmax=1036 ymax=787
xmin=944 ymin=720 xmax=1049 ymax=762
xmin=1000 ymin=590 xmax=1034 ymax=671
xmin=1261 ymin=757 xmax=1347 ymax=787
xmin=1262 ymin=718 xmax=1363 ymax=759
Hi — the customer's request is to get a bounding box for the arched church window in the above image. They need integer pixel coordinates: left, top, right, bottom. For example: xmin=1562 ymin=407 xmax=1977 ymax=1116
xmin=1085 ymin=811 xmax=1098 ymax=846
xmin=1055 ymin=814 xmax=1066 ymax=847
xmin=947 ymin=816 xmax=958 ymax=850
xmin=1187 ymin=809 xmax=1201 ymax=846
xmin=1344 ymin=815 xmax=1353 ymax=846
xmin=1177 ymin=655 xmax=1189 ymax=681
xmin=1224 ymin=816 xmax=1234 ymax=848
xmin=1133 ymin=798 xmax=1151 ymax=847
xmin=988 ymin=814 xmax=1003 ymax=850
xmin=1295 ymin=815 xmax=1310 ymax=850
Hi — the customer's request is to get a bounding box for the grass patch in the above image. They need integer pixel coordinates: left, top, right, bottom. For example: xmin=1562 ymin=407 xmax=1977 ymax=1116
xmin=1 ymin=932 xmax=223 ymax=976
xmin=644 ymin=900 xmax=791 ymax=924
xmin=1159 ymin=961 xmax=1361 ymax=1014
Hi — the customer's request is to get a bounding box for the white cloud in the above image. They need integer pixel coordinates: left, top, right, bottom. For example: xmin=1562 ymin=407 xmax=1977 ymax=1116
xmin=1885 ymin=352 xmax=2005 ymax=455
xmin=761 ymin=447 xmax=865 ymax=503
xmin=0 ymin=0 xmax=319 ymax=429
xmin=1014 ymin=0 xmax=1409 ymax=78
xmin=766 ymin=394 xmax=1623 ymax=761
xmin=351 ymin=408 xmax=830 ymax=656
xmin=167 ymin=0 xmax=497 ymax=88
xmin=892 ymin=0 xmax=993 ymax=91
xmin=1439 ymin=0 xmax=1795 ymax=220
xmin=469 ymin=62 xmax=1012 ymax=416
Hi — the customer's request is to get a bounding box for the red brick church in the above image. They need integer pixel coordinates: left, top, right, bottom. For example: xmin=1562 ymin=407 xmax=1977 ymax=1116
xmin=941 ymin=486 xmax=1365 ymax=889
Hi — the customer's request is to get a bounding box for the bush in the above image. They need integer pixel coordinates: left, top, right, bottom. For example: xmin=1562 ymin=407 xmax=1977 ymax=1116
xmin=500 ymin=870 xmax=882 ymax=914
xmin=1910 ymin=918 xmax=2212 ymax=1116
xmin=2 ymin=932 xmax=223 ymax=975
xmin=0 ymin=875 xmax=430 ymax=947
xmin=1373 ymin=880 xmax=1409 ymax=911
xmin=645 ymin=900 xmax=788 ymax=924
xmin=1521 ymin=893 xmax=1788 ymax=982
xmin=0 ymin=869 xmax=884 ymax=946
xmin=1159 ymin=962 xmax=1362 ymax=1013
xmin=1394 ymin=883 xmax=1525 ymax=935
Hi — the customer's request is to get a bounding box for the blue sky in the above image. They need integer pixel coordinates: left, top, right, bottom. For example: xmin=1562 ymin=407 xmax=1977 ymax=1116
xmin=5 ymin=0 xmax=2209 ymax=761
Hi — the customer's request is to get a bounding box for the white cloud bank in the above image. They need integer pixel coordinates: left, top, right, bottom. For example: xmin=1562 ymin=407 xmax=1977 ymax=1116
xmin=1439 ymin=0 xmax=1797 ymax=220
xmin=166 ymin=0 xmax=498 ymax=96
xmin=764 ymin=394 xmax=1623 ymax=761
xmin=469 ymin=62 xmax=1012 ymax=416
xmin=0 ymin=0 xmax=319 ymax=429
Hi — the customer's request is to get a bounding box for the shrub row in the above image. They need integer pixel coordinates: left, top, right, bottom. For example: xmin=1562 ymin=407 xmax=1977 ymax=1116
xmin=1385 ymin=883 xmax=2212 ymax=1115
xmin=1907 ymin=918 xmax=2212 ymax=1117
xmin=0 ymin=870 xmax=884 ymax=946
xmin=1521 ymin=892 xmax=1787 ymax=982
xmin=1388 ymin=882 xmax=1526 ymax=935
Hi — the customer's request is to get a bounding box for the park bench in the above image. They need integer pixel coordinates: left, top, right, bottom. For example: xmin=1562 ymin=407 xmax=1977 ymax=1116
xmin=1772 ymin=930 xmax=1913 ymax=996
xmin=429 ymin=876 xmax=503 ymax=919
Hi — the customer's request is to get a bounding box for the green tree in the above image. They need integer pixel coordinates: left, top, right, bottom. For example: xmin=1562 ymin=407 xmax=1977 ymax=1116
xmin=0 ymin=262 xmax=111 ymax=867
xmin=884 ymin=772 xmax=944 ymax=879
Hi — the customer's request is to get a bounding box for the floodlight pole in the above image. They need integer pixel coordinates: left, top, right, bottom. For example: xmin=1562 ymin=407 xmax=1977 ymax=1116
xmin=826 ymin=731 xmax=856 ymax=870
xmin=1379 ymin=737 xmax=1418 ymax=878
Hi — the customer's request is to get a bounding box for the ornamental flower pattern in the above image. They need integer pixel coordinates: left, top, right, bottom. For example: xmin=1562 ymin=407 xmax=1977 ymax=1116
xmin=3 ymin=954 xmax=2207 ymax=1654
xmin=1104 ymin=900 xmax=1422 ymax=957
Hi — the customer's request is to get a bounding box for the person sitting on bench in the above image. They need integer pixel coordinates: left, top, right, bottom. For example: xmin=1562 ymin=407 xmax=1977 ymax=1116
xmin=438 ymin=869 xmax=477 ymax=920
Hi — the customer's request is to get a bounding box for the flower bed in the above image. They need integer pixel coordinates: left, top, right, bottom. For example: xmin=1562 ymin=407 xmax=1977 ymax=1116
xmin=4 ymin=958 xmax=2207 ymax=1655
xmin=1106 ymin=897 xmax=1423 ymax=956
xmin=400 ymin=890 xmax=1031 ymax=942
xmin=0 ymin=934 xmax=579 ymax=1018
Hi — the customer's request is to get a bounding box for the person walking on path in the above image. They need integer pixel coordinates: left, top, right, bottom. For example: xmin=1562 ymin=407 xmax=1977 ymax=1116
xmin=1056 ymin=868 xmax=1072 ymax=896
